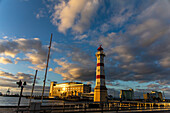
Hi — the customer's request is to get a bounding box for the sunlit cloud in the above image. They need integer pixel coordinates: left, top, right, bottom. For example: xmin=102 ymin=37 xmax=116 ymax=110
xmin=51 ymin=0 xmax=99 ymax=34
xmin=0 ymin=57 xmax=13 ymax=64
xmin=49 ymin=68 xmax=53 ymax=71
xmin=0 ymin=38 xmax=50 ymax=70
xmin=0 ymin=71 xmax=34 ymax=86
xmin=53 ymin=58 xmax=95 ymax=81
xmin=3 ymin=36 xmax=8 ymax=39
xmin=28 ymin=63 xmax=46 ymax=71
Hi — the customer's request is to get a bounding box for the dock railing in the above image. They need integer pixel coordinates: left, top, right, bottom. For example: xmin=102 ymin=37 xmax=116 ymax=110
xmin=15 ymin=101 xmax=170 ymax=113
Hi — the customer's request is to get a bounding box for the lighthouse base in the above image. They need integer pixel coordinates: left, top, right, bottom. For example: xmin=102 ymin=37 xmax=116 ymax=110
xmin=94 ymin=86 xmax=107 ymax=102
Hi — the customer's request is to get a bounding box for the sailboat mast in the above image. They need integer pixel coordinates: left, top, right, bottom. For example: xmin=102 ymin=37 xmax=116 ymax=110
xmin=29 ymin=70 xmax=38 ymax=105
xmin=41 ymin=33 xmax=53 ymax=103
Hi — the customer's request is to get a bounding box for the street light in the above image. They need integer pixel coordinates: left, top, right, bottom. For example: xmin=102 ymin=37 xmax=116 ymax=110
xmin=16 ymin=80 xmax=26 ymax=112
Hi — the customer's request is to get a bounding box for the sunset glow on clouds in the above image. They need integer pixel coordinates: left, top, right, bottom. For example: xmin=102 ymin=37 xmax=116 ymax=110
xmin=0 ymin=0 xmax=170 ymax=97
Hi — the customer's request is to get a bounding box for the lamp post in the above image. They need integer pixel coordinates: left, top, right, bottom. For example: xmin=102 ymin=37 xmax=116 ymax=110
xmin=16 ymin=80 xmax=26 ymax=112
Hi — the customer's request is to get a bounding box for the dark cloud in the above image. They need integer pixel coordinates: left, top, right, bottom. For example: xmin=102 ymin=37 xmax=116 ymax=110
xmin=157 ymin=80 xmax=170 ymax=86
xmin=0 ymin=38 xmax=47 ymax=62
xmin=52 ymin=0 xmax=170 ymax=88
xmin=0 ymin=71 xmax=34 ymax=84
xmin=0 ymin=38 xmax=60 ymax=70
xmin=0 ymin=57 xmax=13 ymax=64
xmin=0 ymin=70 xmax=51 ymax=95
xmin=106 ymin=82 xmax=120 ymax=87
xmin=147 ymin=84 xmax=160 ymax=89
xmin=54 ymin=53 xmax=96 ymax=81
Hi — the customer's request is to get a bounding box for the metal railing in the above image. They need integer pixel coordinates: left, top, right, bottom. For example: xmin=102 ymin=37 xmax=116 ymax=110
xmin=15 ymin=102 xmax=170 ymax=113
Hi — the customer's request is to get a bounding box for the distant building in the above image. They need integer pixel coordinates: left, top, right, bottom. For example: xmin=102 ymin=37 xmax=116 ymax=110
xmin=143 ymin=91 xmax=163 ymax=101
xmin=49 ymin=82 xmax=91 ymax=98
xmin=120 ymin=89 xmax=134 ymax=100
xmin=6 ymin=88 xmax=10 ymax=95
xmin=81 ymin=92 xmax=94 ymax=100
xmin=143 ymin=93 xmax=150 ymax=100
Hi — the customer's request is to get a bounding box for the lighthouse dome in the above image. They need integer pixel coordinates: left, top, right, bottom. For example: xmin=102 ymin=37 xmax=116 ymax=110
xmin=97 ymin=45 xmax=103 ymax=51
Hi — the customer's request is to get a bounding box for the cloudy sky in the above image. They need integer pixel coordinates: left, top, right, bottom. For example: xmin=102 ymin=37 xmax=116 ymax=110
xmin=0 ymin=0 xmax=170 ymax=98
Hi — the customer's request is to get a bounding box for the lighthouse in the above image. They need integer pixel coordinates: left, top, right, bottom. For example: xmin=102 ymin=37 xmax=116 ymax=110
xmin=94 ymin=45 xmax=107 ymax=102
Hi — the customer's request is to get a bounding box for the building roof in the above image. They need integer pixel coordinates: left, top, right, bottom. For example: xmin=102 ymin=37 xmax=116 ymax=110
xmin=120 ymin=89 xmax=134 ymax=92
xmin=52 ymin=81 xmax=83 ymax=85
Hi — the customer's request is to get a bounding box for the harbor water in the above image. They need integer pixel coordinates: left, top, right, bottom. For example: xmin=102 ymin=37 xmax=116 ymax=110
xmin=0 ymin=96 xmax=63 ymax=106
xmin=0 ymin=96 xmax=29 ymax=106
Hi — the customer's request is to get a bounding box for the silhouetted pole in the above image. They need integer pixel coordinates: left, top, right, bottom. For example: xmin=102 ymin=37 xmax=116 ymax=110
xmin=29 ymin=70 xmax=38 ymax=106
xmin=41 ymin=33 xmax=53 ymax=103
xmin=18 ymin=86 xmax=23 ymax=107
xmin=16 ymin=80 xmax=26 ymax=113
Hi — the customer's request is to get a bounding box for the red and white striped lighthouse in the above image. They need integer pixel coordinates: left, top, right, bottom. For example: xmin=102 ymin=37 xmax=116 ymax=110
xmin=94 ymin=45 xmax=107 ymax=102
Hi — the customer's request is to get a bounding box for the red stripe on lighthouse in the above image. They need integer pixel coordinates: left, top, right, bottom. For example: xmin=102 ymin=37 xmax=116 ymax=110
xmin=96 ymin=75 xmax=105 ymax=79
xmin=97 ymin=63 xmax=104 ymax=66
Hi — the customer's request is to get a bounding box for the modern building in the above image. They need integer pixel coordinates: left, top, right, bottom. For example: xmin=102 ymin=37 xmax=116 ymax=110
xmin=120 ymin=89 xmax=134 ymax=100
xmin=49 ymin=82 xmax=91 ymax=98
xmin=143 ymin=91 xmax=163 ymax=101
xmin=94 ymin=45 xmax=107 ymax=102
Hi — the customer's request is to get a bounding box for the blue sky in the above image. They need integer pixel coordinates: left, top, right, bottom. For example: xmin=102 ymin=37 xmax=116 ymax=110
xmin=0 ymin=0 xmax=170 ymax=98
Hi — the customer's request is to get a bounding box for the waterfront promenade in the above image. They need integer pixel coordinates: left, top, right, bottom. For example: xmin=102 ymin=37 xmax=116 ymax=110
xmin=1 ymin=101 xmax=170 ymax=113
xmin=0 ymin=106 xmax=170 ymax=113
xmin=1 ymin=97 xmax=170 ymax=113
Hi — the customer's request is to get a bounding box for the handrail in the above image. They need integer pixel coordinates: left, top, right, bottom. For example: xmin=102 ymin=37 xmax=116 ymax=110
xmin=15 ymin=106 xmax=170 ymax=113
